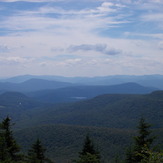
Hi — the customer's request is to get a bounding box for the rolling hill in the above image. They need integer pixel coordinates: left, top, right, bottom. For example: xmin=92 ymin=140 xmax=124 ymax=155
xmin=0 ymin=78 xmax=73 ymax=92
xmin=1 ymin=90 xmax=163 ymax=129
xmin=10 ymin=90 xmax=163 ymax=130
xmin=28 ymin=82 xmax=156 ymax=103
xmin=0 ymin=91 xmax=45 ymax=122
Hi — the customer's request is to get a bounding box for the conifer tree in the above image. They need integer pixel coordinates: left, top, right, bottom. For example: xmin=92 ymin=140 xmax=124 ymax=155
xmin=28 ymin=139 xmax=46 ymax=163
xmin=0 ymin=116 xmax=21 ymax=161
xmin=125 ymin=118 xmax=155 ymax=163
xmin=125 ymin=146 xmax=134 ymax=163
xmin=0 ymin=129 xmax=6 ymax=161
xmin=76 ymin=135 xmax=100 ymax=163
xmin=80 ymin=135 xmax=96 ymax=155
xmin=133 ymin=118 xmax=154 ymax=162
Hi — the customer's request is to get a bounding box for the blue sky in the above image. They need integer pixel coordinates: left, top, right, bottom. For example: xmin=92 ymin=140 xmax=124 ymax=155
xmin=0 ymin=0 xmax=163 ymax=77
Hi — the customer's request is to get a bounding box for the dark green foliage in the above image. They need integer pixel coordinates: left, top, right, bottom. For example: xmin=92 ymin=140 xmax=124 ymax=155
xmin=27 ymin=139 xmax=46 ymax=163
xmin=15 ymin=124 xmax=135 ymax=162
xmin=125 ymin=118 xmax=155 ymax=163
xmin=140 ymin=148 xmax=163 ymax=163
xmin=80 ymin=135 xmax=99 ymax=157
xmin=0 ymin=116 xmax=21 ymax=161
xmin=133 ymin=118 xmax=155 ymax=162
xmin=0 ymin=131 xmax=6 ymax=161
xmin=125 ymin=146 xmax=134 ymax=163
xmin=75 ymin=135 xmax=100 ymax=163
xmin=0 ymin=117 xmax=53 ymax=163
xmin=75 ymin=153 xmax=100 ymax=163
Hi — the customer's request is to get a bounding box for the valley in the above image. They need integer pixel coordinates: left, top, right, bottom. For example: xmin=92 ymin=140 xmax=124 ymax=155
xmin=0 ymin=75 xmax=163 ymax=162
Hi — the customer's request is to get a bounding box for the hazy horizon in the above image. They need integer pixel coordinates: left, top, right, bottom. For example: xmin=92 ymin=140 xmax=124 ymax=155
xmin=1 ymin=73 xmax=163 ymax=80
xmin=0 ymin=0 xmax=163 ymax=77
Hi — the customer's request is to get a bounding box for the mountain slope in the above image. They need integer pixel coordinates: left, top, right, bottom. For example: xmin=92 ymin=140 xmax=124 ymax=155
xmin=14 ymin=124 xmax=163 ymax=163
xmin=14 ymin=124 xmax=135 ymax=163
xmin=0 ymin=91 xmax=45 ymax=121
xmin=28 ymin=82 xmax=156 ymax=103
xmin=14 ymin=91 xmax=163 ymax=129
xmin=0 ymin=78 xmax=73 ymax=92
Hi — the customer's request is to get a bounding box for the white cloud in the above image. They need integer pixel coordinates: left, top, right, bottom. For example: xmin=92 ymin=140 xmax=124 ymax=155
xmin=0 ymin=2 xmax=126 ymax=38
xmin=0 ymin=0 xmax=163 ymax=77
xmin=0 ymin=56 xmax=32 ymax=65
xmin=97 ymin=2 xmax=116 ymax=13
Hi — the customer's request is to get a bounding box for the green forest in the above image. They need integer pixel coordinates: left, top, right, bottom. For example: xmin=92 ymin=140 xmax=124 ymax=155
xmin=0 ymin=116 xmax=163 ymax=163
xmin=0 ymin=91 xmax=163 ymax=162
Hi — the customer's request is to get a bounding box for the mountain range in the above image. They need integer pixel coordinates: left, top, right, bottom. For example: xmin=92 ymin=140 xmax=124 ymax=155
xmin=27 ymin=82 xmax=156 ymax=103
xmin=1 ymin=74 xmax=163 ymax=89
xmin=0 ymin=79 xmax=157 ymax=103
xmin=0 ymin=74 xmax=163 ymax=162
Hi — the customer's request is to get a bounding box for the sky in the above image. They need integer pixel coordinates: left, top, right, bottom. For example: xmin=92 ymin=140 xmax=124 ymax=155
xmin=0 ymin=0 xmax=163 ymax=77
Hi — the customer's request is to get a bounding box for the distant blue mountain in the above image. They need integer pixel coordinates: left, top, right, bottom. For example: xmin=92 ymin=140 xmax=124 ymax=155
xmin=1 ymin=74 xmax=163 ymax=89
xmin=0 ymin=78 xmax=73 ymax=92
xmin=28 ymin=82 xmax=157 ymax=103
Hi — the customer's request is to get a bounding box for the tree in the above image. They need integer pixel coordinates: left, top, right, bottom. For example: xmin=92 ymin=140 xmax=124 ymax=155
xmin=76 ymin=152 xmax=100 ymax=163
xmin=0 ymin=116 xmax=21 ymax=162
xmin=75 ymin=135 xmax=100 ymax=163
xmin=125 ymin=146 xmax=134 ymax=163
xmin=140 ymin=147 xmax=163 ymax=163
xmin=0 ymin=130 xmax=6 ymax=161
xmin=125 ymin=118 xmax=155 ymax=163
xmin=27 ymin=139 xmax=47 ymax=163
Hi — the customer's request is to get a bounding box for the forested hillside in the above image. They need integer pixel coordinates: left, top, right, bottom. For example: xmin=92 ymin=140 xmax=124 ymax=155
xmin=0 ymin=90 xmax=163 ymax=162
xmin=2 ymin=118 xmax=163 ymax=163
xmin=12 ymin=91 xmax=163 ymax=129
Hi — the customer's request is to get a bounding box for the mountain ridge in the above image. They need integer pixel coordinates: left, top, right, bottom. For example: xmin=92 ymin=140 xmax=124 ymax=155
xmin=27 ymin=82 xmax=157 ymax=103
xmin=0 ymin=78 xmax=73 ymax=92
xmin=1 ymin=74 xmax=163 ymax=89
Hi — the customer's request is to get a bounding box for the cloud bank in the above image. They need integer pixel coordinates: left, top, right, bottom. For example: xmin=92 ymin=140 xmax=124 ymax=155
xmin=0 ymin=0 xmax=162 ymax=77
